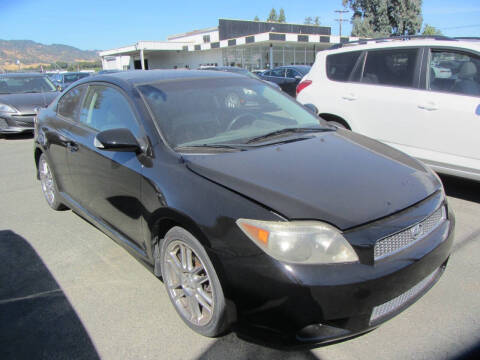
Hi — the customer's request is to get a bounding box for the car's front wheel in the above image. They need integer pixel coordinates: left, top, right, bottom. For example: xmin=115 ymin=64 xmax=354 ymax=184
xmin=38 ymin=153 xmax=66 ymax=210
xmin=160 ymin=226 xmax=229 ymax=337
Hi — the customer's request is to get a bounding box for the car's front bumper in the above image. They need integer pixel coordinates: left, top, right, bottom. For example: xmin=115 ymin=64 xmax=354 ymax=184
xmin=0 ymin=113 xmax=35 ymax=134
xmin=217 ymin=192 xmax=454 ymax=348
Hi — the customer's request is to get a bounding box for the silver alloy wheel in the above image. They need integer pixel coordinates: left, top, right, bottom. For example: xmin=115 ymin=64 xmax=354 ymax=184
xmin=39 ymin=157 xmax=55 ymax=206
xmin=164 ymin=240 xmax=214 ymax=326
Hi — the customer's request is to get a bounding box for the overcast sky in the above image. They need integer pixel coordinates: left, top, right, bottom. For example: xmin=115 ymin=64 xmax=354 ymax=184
xmin=1 ymin=0 xmax=479 ymax=50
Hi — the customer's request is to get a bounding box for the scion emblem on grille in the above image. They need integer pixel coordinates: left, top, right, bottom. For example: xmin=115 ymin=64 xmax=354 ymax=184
xmin=410 ymin=223 xmax=423 ymax=239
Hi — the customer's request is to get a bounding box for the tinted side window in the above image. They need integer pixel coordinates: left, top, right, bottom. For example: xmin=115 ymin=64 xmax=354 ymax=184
xmin=362 ymin=48 xmax=418 ymax=87
xmin=286 ymin=69 xmax=300 ymax=78
xmin=263 ymin=71 xmax=272 ymax=76
xmin=78 ymin=85 xmax=140 ymax=135
xmin=271 ymin=68 xmax=286 ymax=77
xmin=57 ymin=85 xmax=86 ymax=120
xmin=326 ymin=51 xmax=361 ymax=82
xmin=429 ymin=50 xmax=480 ymax=97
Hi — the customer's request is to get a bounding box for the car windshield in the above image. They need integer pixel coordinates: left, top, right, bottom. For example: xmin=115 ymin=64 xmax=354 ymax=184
xmin=138 ymin=77 xmax=328 ymax=149
xmin=0 ymin=75 xmax=57 ymax=94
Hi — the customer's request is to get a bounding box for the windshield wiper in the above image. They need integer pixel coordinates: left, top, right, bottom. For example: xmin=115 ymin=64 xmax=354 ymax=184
xmin=21 ymin=90 xmax=42 ymax=93
xmin=246 ymin=127 xmax=334 ymax=144
xmin=174 ymin=143 xmax=249 ymax=151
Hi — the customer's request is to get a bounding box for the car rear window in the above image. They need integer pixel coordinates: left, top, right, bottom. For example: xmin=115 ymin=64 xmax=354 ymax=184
xmin=326 ymin=51 xmax=361 ymax=82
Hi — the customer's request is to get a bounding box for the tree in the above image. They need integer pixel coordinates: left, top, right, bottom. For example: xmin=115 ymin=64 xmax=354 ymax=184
xmin=304 ymin=16 xmax=313 ymax=25
xmin=343 ymin=0 xmax=423 ymax=37
xmin=422 ymin=24 xmax=442 ymax=36
xmin=254 ymin=16 xmax=260 ymax=21
xmin=267 ymin=8 xmax=278 ymax=22
xmin=314 ymin=16 xmax=320 ymax=25
xmin=278 ymin=8 xmax=286 ymax=23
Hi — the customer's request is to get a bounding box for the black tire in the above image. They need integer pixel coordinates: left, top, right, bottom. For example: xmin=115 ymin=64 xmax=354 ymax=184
xmin=160 ymin=226 xmax=229 ymax=337
xmin=38 ymin=153 xmax=67 ymax=211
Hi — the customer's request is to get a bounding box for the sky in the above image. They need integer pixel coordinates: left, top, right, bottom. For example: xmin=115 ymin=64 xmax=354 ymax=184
xmin=1 ymin=0 xmax=480 ymax=51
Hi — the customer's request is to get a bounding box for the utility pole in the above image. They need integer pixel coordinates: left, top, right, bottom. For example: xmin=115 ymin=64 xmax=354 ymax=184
xmin=334 ymin=9 xmax=349 ymax=37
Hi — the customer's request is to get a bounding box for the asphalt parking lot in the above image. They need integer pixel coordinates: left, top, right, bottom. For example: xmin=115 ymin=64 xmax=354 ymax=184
xmin=1 ymin=134 xmax=479 ymax=360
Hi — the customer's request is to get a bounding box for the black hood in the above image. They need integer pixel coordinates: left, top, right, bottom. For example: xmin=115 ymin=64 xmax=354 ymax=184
xmin=0 ymin=92 xmax=59 ymax=114
xmin=184 ymin=131 xmax=441 ymax=230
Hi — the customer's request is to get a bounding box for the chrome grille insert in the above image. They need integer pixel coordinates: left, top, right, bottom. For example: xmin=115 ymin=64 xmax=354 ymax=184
xmin=370 ymin=267 xmax=442 ymax=325
xmin=374 ymin=206 xmax=446 ymax=260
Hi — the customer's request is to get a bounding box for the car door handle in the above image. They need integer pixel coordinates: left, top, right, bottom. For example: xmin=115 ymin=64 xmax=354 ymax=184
xmin=418 ymin=102 xmax=438 ymax=111
xmin=342 ymin=94 xmax=357 ymax=101
xmin=66 ymin=141 xmax=79 ymax=152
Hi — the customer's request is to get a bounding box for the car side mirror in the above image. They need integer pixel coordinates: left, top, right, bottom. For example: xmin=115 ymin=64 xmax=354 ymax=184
xmin=304 ymin=103 xmax=318 ymax=115
xmin=94 ymin=128 xmax=141 ymax=152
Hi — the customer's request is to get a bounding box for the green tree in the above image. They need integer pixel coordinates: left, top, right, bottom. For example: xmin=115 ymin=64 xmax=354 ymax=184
xmin=304 ymin=16 xmax=313 ymax=25
xmin=343 ymin=0 xmax=422 ymax=37
xmin=278 ymin=8 xmax=286 ymax=23
xmin=314 ymin=16 xmax=320 ymax=25
xmin=254 ymin=16 xmax=260 ymax=21
xmin=267 ymin=8 xmax=278 ymax=22
xmin=422 ymin=24 xmax=442 ymax=36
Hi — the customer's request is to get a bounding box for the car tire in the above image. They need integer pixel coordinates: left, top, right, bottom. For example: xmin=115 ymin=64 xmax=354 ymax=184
xmin=160 ymin=226 xmax=229 ymax=337
xmin=38 ymin=153 xmax=67 ymax=211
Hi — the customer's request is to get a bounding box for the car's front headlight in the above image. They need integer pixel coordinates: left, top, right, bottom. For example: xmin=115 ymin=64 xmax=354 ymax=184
xmin=0 ymin=103 xmax=17 ymax=113
xmin=236 ymin=219 xmax=359 ymax=264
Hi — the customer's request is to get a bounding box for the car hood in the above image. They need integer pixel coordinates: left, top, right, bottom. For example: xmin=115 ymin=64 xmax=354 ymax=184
xmin=0 ymin=92 xmax=59 ymax=114
xmin=183 ymin=130 xmax=441 ymax=230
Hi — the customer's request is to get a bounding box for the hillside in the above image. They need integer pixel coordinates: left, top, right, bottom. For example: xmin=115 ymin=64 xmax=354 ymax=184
xmin=0 ymin=39 xmax=100 ymax=70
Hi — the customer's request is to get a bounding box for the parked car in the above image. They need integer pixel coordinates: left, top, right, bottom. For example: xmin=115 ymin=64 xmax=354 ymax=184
xmin=199 ymin=66 xmax=282 ymax=91
xmin=258 ymin=65 xmax=311 ymax=96
xmin=0 ymin=73 xmax=59 ymax=135
xmin=98 ymin=69 xmax=122 ymax=75
xmin=251 ymin=69 xmax=267 ymax=75
xmin=34 ymin=70 xmax=453 ymax=348
xmin=297 ymin=37 xmax=480 ymax=181
xmin=51 ymin=72 xmax=91 ymax=91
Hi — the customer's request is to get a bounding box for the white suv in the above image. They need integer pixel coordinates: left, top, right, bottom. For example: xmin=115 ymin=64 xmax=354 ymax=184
xmin=296 ymin=37 xmax=480 ymax=181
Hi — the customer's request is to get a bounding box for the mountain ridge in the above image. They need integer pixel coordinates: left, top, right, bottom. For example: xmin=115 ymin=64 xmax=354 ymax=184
xmin=0 ymin=39 xmax=100 ymax=70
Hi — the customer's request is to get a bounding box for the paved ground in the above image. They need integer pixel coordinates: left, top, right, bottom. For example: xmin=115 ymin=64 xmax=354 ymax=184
xmin=1 ymin=135 xmax=479 ymax=360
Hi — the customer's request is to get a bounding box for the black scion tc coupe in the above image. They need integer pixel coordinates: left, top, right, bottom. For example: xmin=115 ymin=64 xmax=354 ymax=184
xmin=34 ymin=70 xmax=454 ymax=348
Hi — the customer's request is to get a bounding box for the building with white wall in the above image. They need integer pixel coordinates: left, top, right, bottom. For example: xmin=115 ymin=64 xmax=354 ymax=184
xmin=100 ymin=19 xmax=357 ymax=71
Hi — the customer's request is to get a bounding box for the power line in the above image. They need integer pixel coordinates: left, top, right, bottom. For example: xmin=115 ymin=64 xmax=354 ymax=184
xmin=335 ymin=9 xmax=349 ymax=37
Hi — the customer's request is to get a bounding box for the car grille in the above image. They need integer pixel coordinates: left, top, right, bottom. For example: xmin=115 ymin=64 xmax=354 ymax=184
xmin=370 ymin=266 xmax=443 ymax=325
xmin=374 ymin=206 xmax=446 ymax=261
xmin=0 ymin=118 xmax=7 ymax=129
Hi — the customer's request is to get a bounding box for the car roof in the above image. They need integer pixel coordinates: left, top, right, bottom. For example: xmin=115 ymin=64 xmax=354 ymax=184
xmin=62 ymin=72 xmax=90 ymax=75
xmin=70 ymin=69 xmax=248 ymax=92
xmin=94 ymin=69 xmax=243 ymax=83
xmin=276 ymin=65 xmax=311 ymax=69
xmin=322 ymin=37 xmax=480 ymax=55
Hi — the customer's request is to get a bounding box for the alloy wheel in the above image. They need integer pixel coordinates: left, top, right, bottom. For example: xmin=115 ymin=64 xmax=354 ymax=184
xmin=163 ymin=240 xmax=214 ymax=326
xmin=39 ymin=157 xmax=55 ymax=206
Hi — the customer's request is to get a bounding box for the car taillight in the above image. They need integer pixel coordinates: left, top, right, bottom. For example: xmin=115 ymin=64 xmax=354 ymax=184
xmin=296 ymin=80 xmax=312 ymax=96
